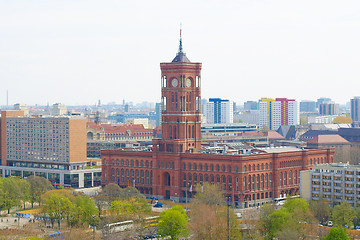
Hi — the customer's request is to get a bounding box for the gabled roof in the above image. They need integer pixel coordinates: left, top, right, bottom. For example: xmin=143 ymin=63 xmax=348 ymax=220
xmin=307 ymin=134 xmax=349 ymax=144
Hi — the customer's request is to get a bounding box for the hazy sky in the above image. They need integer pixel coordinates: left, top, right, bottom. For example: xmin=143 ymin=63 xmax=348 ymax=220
xmin=1 ymin=0 xmax=360 ymax=106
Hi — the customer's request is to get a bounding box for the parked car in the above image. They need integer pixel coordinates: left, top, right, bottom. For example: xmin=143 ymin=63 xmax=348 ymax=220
xmin=355 ymin=225 xmax=360 ymax=230
xmin=327 ymin=221 xmax=333 ymax=227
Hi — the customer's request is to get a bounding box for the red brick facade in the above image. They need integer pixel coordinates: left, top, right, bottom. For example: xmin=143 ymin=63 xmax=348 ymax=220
xmin=102 ymin=148 xmax=335 ymax=206
xmin=101 ymin=37 xmax=335 ymax=206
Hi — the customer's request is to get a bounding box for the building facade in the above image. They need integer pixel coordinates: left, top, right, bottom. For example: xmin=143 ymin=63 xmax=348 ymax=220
xmin=102 ymin=35 xmax=334 ymax=207
xmin=259 ymin=98 xmax=299 ymax=130
xmin=0 ymin=110 xmax=101 ymax=188
xmin=300 ymin=100 xmax=316 ymax=113
xmin=351 ymin=97 xmax=360 ymax=123
xmin=203 ymin=98 xmax=234 ymax=124
xmin=301 ymin=163 xmax=360 ymax=206
xmin=319 ymin=102 xmax=339 ymax=115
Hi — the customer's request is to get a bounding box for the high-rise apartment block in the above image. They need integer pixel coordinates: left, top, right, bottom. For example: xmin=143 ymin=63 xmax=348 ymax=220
xmin=316 ymin=97 xmax=332 ymax=108
xmin=259 ymin=98 xmax=299 ymax=130
xmin=351 ymin=97 xmax=360 ymax=123
xmin=0 ymin=110 xmax=101 ymax=188
xmin=203 ymin=98 xmax=234 ymax=124
xmin=319 ymin=102 xmax=339 ymax=115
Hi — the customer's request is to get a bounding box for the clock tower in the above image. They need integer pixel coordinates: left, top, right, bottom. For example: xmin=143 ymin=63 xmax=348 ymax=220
xmin=153 ymin=34 xmax=202 ymax=153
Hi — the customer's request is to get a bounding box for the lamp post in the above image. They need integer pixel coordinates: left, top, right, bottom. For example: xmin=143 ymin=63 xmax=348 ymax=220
xmin=92 ymin=215 xmax=97 ymax=240
xmin=58 ymin=198 xmax=63 ymax=230
xmin=227 ymin=195 xmax=231 ymax=240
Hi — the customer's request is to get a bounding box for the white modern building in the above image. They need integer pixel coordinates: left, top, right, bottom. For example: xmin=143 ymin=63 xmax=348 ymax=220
xmin=203 ymin=98 xmax=233 ymax=124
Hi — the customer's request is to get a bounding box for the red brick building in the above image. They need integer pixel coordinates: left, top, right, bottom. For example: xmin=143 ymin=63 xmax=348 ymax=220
xmin=102 ymin=35 xmax=335 ymax=207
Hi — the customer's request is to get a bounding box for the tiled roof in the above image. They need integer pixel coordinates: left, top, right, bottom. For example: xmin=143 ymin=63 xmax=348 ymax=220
xmin=102 ymin=124 xmax=155 ymax=137
xmin=87 ymin=122 xmax=103 ymax=131
xmin=307 ymin=134 xmax=350 ymax=144
xmin=264 ymin=131 xmax=286 ymax=140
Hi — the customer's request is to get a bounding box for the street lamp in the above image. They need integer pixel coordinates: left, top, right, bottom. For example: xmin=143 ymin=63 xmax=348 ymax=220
xmin=92 ymin=215 xmax=97 ymax=240
xmin=227 ymin=196 xmax=231 ymax=240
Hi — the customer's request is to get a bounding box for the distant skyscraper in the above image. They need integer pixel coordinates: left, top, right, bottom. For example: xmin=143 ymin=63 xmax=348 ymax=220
xmin=203 ymin=98 xmax=233 ymax=124
xmin=319 ymin=102 xmax=339 ymax=115
xmin=351 ymin=97 xmax=360 ymax=123
xmin=244 ymin=101 xmax=258 ymax=110
xmin=300 ymin=100 xmax=316 ymax=113
xmin=316 ymin=97 xmax=331 ymax=108
xmin=52 ymin=103 xmax=67 ymax=116
xmin=259 ymin=98 xmax=299 ymax=130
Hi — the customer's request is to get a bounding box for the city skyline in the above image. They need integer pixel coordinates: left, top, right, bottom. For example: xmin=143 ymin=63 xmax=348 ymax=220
xmin=1 ymin=0 xmax=360 ymax=106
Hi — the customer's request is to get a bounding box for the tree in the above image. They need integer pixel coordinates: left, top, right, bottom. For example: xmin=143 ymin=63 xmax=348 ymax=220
xmin=324 ymin=227 xmax=350 ymax=240
xmin=1 ymin=177 xmax=22 ymax=213
xmin=309 ymin=200 xmax=331 ymax=224
xmin=27 ymin=176 xmax=54 ymax=207
xmin=17 ymin=178 xmax=31 ymax=209
xmin=191 ymin=183 xmax=225 ymax=206
xmin=102 ymin=183 xmax=122 ymax=198
xmin=332 ymin=201 xmax=355 ymax=228
xmin=190 ymin=183 xmax=241 ymax=240
xmin=42 ymin=192 xmax=73 ymax=229
xmin=121 ymin=186 xmax=145 ymax=199
xmin=70 ymin=195 xmax=99 ymax=226
xmin=157 ymin=205 xmax=189 ymax=240
xmin=332 ymin=116 xmax=352 ymax=124
xmin=111 ymin=197 xmax=151 ymax=218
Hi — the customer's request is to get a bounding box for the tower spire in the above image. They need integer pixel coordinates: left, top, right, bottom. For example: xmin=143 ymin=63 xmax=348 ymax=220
xmin=179 ymin=23 xmax=183 ymax=53
xmin=172 ymin=24 xmax=190 ymax=63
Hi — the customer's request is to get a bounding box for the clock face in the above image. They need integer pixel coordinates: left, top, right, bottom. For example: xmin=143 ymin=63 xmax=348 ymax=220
xmin=186 ymin=78 xmax=192 ymax=87
xmin=171 ymin=78 xmax=178 ymax=87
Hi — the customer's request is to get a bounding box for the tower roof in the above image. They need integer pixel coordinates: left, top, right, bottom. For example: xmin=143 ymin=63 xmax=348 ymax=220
xmin=172 ymin=28 xmax=190 ymax=63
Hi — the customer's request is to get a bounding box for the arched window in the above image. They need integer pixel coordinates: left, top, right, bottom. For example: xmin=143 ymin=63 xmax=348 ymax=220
xmin=194 ymin=173 xmax=198 ymax=184
xmin=252 ymin=175 xmax=256 ymax=190
xmin=265 ymin=163 xmax=268 ymax=170
xmin=222 ymin=175 xmax=226 ymax=190
xmin=228 ymin=166 xmax=231 ymax=172
xmin=261 ymin=174 xmax=264 ymax=189
xmin=280 ymin=172 xmax=283 ymax=186
xmin=284 ymin=172 xmax=287 ymax=185
xmin=222 ymin=165 xmax=225 ymax=172
xmin=199 ymin=164 xmax=203 ymax=171
xmin=217 ymin=175 xmax=220 ymax=184
xmin=205 ymin=164 xmax=208 ymax=171
xmin=216 ymin=165 xmax=220 ymax=171
xmin=199 ymin=174 xmax=203 ymax=183
xmin=211 ymin=174 xmax=214 ymax=184
xmin=244 ymin=166 xmax=247 ymax=172
xmin=248 ymin=175 xmax=252 ymax=191
xmin=261 ymin=163 xmax=264 ymax=170
xmin=265 ymin=173 xmax=268 ymax=188
xmin=205 ymin=174 xmax=209 ymax=182
xmin=289 ymin=170 xmax=293 ymax=185
xmin=211 ymin=164 xmax=214 ymax=171
xmin=228 ymin=176 xmax=232 ymax=191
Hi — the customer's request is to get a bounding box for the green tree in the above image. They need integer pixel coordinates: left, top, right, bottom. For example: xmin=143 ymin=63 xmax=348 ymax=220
xmin=42 ymin=192 xmax=73 ymax=229
xmin=324 ymin=227 xmax=350 ymax=240
xmin=27 ymin=176 xmax=54 ymax=207
xmin=157 ymin=205 xmax=189 ymax=240
xmin=309 ymin=200 xmax=331 ymax=224
xmin=332 ymin=201 xmax=355 ymax=227
xmin=17 ymin=178 xmax=31 ymax=209
xmin=74 ymin=195 xmax=99 ymax=225
xmin=1 ymin=177 xmax=22 ymax=213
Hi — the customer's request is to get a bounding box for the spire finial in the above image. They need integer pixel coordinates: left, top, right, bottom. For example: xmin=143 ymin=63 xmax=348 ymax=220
xmin=179 ymin=23 xmax=183 ymax=53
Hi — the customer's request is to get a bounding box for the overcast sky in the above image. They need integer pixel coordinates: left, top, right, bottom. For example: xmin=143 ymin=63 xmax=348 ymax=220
xmin=1 ymin=0 xmax=360 ymax=106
